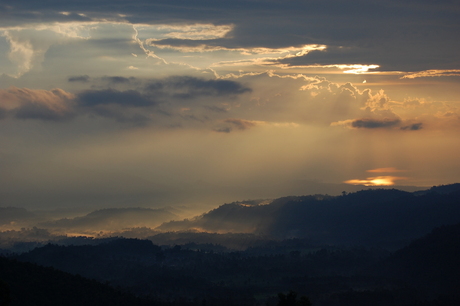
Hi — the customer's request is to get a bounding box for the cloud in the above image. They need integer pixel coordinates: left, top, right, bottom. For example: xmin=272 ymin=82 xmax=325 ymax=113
xmin=277 ymin=46 xmax=379 ymax=67
xmin=68 ymin=75 xmax=90 ymax=82
xmin=72 ymin=76 xmax=252 ymax=126
xmin=367 ymin=167 xmax=407 ymax=173
xmin=77 ymin=89 xmax=155 ymax=107
xmin=2 ymin=5 xmax=458 ymax=85
xmin=147 ymin=37 xmax=325 ymax=57
xmin=400 ymin=123 xmax=423 ymax=131
xmin=1 ymin=23 xmax=92 ymax=77
xmin=158 ymin=24 xmax=233 ymax=40
xmin=213 ymin=118 xmax=261 ymax=133
xmin=204 ymin=105 xmax=228 ymax=113
xmin=146 ymin=76 xmax=251 ymax=98
xmin=331 ymin=117 xmax=407 ymax=130
xmin=351 ymin=118 xmax=401 ymax=129
xmin=101 ymin=76 xmax=137 ymax=84
xmin=2 ymin=1 xmax=459 ymax=72
xmin=0 ymin=74 xmax=252 ymax=128
xmin=214 ymin=127 xmax=232 ymax=133
xmin=14 ymin=101 xmax=73 ymax=121
xmin=402 ymin=70 xmax=460 ymax=79
xmin=224 ymin=118 xmax=257 ymax=130
xmin=0 ymin=87 xmax=75 ymax=121
xmin=86 ymin=106 xmax=152 ymax=125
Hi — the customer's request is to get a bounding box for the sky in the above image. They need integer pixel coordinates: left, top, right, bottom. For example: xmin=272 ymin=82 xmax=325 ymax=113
xmin=0 ymin=0 xmax=459 ymax=212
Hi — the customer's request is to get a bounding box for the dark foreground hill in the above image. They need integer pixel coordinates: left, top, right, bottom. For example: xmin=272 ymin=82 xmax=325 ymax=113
xmin=374 ymin=222 xmax=460 ymax=296
xmin=12 ymin=225 xmax=460 ymax=306
xmin=331 ymin=222 xmax=460 ymax=306
xmin=0 ymin=255 xmax=157 ymax=306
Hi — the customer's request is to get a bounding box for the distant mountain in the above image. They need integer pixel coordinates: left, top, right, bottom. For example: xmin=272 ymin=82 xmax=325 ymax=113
xmin=156 ymin=197 xmax=303 ymax=233
xmin=39 ymin=207 xmax=178 ymax=234
xmin=156 ymin=185 xmax=460 ymax=248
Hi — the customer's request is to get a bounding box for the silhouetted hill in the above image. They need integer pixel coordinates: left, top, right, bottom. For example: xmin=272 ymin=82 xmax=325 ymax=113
xmin=15 ymin=238 xmax=257 ymax=304
xmin=156 ymin=185 xmax=460 ymax=248
xmin=39 ymin=207 xmax=178 ymax=234
xmin=14 ymin=237 xmax=385 ymax=305
xmin=413 ymin=183 xmax=460 ymax=195
xmin=147 ymin=231 xmax=272 ymax=251
xmin=12 ymin=232 xmax=460 ymax=306
xmin=0 ymin=255 xmax=156 ymax=306
xmin=375 ymin=222 xmax=460 ymax=295
xmin=18 ymin=238 xmax=162 ymax=275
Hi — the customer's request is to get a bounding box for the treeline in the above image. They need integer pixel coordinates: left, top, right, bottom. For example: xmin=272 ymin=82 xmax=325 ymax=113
xmin=3 ymin=222 xmax=459 ymax=306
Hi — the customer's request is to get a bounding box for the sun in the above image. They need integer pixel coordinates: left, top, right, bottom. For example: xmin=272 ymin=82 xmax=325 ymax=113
xmin=344 ymin=176 xmax=406 ymax=186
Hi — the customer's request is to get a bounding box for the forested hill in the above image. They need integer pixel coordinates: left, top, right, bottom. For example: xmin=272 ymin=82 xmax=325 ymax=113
xmin=373 ymin=222 xmax=460 ymax=295
xmin=157 ymin=184 xmax=460 ymax=248
xmin=12 ymin=223 xmax=460 ymax=306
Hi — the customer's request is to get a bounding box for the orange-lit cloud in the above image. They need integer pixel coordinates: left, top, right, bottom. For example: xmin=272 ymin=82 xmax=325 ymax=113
xmin=0 ymin=87 xmax=75 ymax=121
xmin=225 ymin=118 xmax=258 ymax=130
xmin=344 ymin=176 xmax=407 ymax=186
xmin=366 ymin=167 xmax=407 ymax=173
xmin=401 ymin=69 xmax=460 ymax=79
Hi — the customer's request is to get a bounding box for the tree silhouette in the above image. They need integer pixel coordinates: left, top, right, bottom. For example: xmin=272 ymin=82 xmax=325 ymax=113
xmin=277 ymin=291 xmax=312 ymax=306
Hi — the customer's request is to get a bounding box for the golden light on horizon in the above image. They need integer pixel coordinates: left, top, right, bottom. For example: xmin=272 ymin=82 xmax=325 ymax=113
xmin=366 ymin=167 xmax=407 ymax=173
xmin=344 ymin=176 xmax=407 ymax=186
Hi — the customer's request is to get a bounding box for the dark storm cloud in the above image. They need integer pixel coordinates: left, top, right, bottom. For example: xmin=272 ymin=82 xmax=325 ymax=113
xmin=214 ymin=127 xmax=232 ymax=133
xmin=144 ymin=76 xmax=251 ymax=98
xmin=278 ymin=44 xmax=460 ymax=72
xmin=75 ymin=88 xmax=155 ymax=125
xmin=13 ymin=102 xmax=74 ymax=121
xmin=3 ymin=0 xmax=459 ymax=71
xmin=68 ymin=76 xmax=251 ymax=126
xmin=68 ymin=75 xmax=90 ymax=83
xmin=76 ymin=76 xmax=250 ymax=107
xmin=77 ymin=89 xmax=155 ymax=107
xmin=0 ymin=75 xmax=250 ymax=126
xmin=101 ymin=76 xmax=137 ymax=84
xmin=400 ymin=123 xmax=423 ymax=131
xmin=351 ymin=118 xmax=401 ymax=129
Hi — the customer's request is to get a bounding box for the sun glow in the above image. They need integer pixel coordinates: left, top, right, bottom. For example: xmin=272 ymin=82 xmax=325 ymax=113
xmin=344 ymin=176 xmax=407 ymax=186
xmin=367 ymin=167 xmax=407 ymax=173
xmin=342 ymin=64 xmax=380 ymax=74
